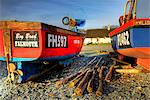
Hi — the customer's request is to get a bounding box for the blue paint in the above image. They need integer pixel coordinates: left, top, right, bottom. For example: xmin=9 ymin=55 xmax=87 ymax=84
xmin=38 ymin=53 xmax=78 ymax=61
xmin=0 ymin=57 xmax=36 ymax=62
xmin=130 ymin=28 xmax=150 ymax=47
xmin=59 ymin=59 xmax=74 ymax=67
xmin=17 ymin=62 xmax=22 ymax=69
xmin=112 ymin=27 xmax=150 ymax=50
xmin=0 ymin=57 xmax=5 ymax=61
xmin=12 ymin=58 xmax=37 ymax=62
xmin=0 ymin=53 xmax=79 ymax=82
xmin=111 ymin=36 xmax=118 ymax=50
xmin=0 ymin=53 xmax=79 ymax=62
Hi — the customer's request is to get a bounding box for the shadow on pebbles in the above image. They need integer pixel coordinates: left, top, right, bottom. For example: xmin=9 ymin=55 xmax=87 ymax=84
xmin=0 ymin=56 xmax=150 ymax=100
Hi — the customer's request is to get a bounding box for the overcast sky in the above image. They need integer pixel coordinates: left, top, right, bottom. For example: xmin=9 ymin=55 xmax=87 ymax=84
xmin=0 ymin=0 xmax=126 ymax=29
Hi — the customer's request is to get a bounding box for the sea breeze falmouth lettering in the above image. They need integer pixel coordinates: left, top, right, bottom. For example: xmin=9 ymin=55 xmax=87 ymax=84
xmin=47 ymin=33 xmax=67 ymax=48
xmin=14 ymin=31 xmax=39 ymax=48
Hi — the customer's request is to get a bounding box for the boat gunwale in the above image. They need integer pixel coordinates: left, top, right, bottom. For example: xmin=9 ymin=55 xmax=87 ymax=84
xmin=0 ymin=20 xmax=85 ymax=37
xmin=109 ymin=18 xmax=150 ymax=37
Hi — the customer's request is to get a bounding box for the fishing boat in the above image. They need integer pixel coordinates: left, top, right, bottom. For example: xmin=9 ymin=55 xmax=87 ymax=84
xmin=109 ymin=0 xmax=150 ymax=71
xmin=0 ymin=19 xmax=85 ymax=82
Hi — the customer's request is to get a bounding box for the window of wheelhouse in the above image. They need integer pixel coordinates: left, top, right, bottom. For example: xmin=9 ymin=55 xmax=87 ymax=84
xmin=136 ymin=0 xmax=150 ymax=18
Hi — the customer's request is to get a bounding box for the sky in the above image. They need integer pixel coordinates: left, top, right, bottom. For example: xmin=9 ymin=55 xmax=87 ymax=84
xmin=0 ymin=0 xmax=126 ymax=29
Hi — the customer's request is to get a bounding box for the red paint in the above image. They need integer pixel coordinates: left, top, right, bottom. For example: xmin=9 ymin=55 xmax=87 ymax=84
xmin=117 ymin=48 xmax=150 ymax=71
xmin=117 ymin=48 xmax=150 ymax=59
xmin=109 ymin=18 xmax=150 ymax=71
xmin=11 ymin=29 xmax=42 ymax=58
xmin=109 ymin=18 xmax=150 ymax=37
xmin=39 ymin=30 xmax=84 ymax=58
xmin=0 ymin=21 xmax=84 ymax=61
xmin=11 ymin=30 xmax=84 ymax=59
xmin=137 ymin=58 xmax=150 ymax=71
xmin=0 ymin=30 xmax=4 ymax=57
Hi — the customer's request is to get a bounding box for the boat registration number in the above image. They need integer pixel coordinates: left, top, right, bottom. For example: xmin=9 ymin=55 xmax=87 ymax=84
xmin=117 ymin=30 xmax=131 ymax=48
xmin=46 ymin=33 xmax=68 ymax=48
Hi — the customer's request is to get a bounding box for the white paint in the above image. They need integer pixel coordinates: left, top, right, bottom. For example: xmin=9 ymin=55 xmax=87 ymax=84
xmin=48 ymin=34 xmax=67 ymax=48
xmin=15 ymin=41 xmax=38 ymax=47
xmin=73 ymin=40 xmax=80 ymax=44
xmin=84 ymin=37 xmax=111 ymax=44
xmin=117 ymin=31 xmax=130 ymax=46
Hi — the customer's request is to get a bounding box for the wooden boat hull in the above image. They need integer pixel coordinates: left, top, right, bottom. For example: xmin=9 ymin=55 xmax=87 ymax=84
xmin=0 ymin=21 xmax=85 ymax=82
xmin=0 ymin=21 xmax=84 ymax=62
xmin=109 ymin=19 xmax=150 ymax=71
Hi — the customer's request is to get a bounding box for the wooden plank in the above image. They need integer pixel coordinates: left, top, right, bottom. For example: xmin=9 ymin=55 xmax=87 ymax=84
xmin=111 ymin=57 xmax=130 ymax=65
xmin=115 ymin=68 xmax=142 ymax=74
xmin=0 ymin=21 xmax=41 ymax=30
xmin=3 ymin=29 xmax=11 ymax=75
xmin=96 ymin=66 xmax=105 ymax=96
xmin=3 ymin=29 xmax=11 ymax=57
xmin=105 ymin=66 xmax=114 ymax=82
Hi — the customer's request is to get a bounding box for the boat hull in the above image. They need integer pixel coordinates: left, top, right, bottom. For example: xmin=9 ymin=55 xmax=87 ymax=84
xmin=0 ymin=21 xmax=84 ymax=62
xmin=109 ymin=19 xmax=150 ymax=71
xmin=0 ymin=21 xmax=85 ymax=82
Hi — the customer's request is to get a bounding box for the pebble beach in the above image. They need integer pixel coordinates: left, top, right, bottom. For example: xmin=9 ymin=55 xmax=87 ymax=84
xmin=0 ymin=45 xmax=150 ymax=100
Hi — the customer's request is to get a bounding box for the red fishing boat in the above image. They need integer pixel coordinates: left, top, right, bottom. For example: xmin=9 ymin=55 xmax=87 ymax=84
xmin=0 ymin=19 xmax=85 ymax=82
xmin=109 ymin=0 xmax=150 ymax=71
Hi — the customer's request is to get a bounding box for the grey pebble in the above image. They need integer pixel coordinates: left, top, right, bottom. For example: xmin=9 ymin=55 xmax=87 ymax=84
xmin=0 ymin=57 xmax=150 ymax=100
